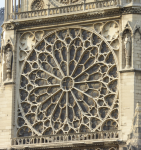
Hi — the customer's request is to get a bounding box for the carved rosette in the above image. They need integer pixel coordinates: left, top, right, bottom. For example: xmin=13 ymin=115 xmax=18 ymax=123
xmin=17 ymin=24 xmax=119 ymax=137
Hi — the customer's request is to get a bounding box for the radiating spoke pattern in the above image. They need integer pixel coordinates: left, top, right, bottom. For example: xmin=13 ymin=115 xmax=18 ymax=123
xmin=18 ymin=28 xmax=119 ymax=137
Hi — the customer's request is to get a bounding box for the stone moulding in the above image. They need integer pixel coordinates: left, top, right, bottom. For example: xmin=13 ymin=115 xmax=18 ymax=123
xmin=4 ymin=10 xmax=121 ymax=31
xmin=11 ymin=130 xmax=121 ymax=147
xmin=9 ymin=0 xmax=120 ymax=20
xmin=11 ymin=143 xmax=120 ymax=150
xmin=4 ymin=6 xmax=141 ymax=31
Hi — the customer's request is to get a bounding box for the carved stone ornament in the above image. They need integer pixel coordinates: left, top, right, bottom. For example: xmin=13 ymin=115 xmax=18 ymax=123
xmin=5 ymin=47 xmax=13 ymax=80
xmin=122 ymin=22 xmax=132 ymax=69
xmin=5 ymin=7 xmax=141 ymax=31
xmin=2 ymin=23 xmax=15 ymax=31
xmin=56 ymin=0 xmax=79 ymax=5
xmin=124 ymin=34 xmax=131 ymax=68
xmin=31 ymin=0 xmax=44 ymax=10
xmin=6 ymin=24 xmax=15 ymax=30
xmin=51 ymin=0 xmax=81 ymax=6
xmin=17 ymin=27 xmax=119 ymax=137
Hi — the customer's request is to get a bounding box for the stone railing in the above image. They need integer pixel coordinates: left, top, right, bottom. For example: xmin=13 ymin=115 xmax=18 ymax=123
xmin=8 ymin=0 xmax=120 ymax=20
xmin=12 ymin=130 xmax=120 ymax=146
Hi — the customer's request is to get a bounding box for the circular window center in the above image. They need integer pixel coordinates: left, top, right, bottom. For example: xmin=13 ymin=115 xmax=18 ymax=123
xmin=61 ymin=77 xmax=73 ymax=91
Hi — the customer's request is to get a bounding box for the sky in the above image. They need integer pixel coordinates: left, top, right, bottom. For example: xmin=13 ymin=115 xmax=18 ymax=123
xmin=0 ymin=0 xmax=19 ymax=8
xmin=0 ymin=1 xmax=5 ymax=8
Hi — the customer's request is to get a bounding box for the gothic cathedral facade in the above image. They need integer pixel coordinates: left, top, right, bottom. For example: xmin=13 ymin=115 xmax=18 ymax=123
xmin=1 ymin=0 xmax=141 ymax=149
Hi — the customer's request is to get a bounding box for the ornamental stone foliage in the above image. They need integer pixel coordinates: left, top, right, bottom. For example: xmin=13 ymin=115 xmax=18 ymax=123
xmin=17 ymin=23 xmax=119 ymax=137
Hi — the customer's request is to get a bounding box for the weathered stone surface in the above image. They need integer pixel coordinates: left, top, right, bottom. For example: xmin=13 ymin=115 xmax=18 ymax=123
xmin=1 ymin=0 xmax=141 ymax=149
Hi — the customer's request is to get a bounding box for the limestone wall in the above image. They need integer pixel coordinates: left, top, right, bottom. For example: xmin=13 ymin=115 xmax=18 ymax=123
xmin=0 ymin=84 xmax=14 ymax=149
xmin=120 ymin=72 xmax=134 ymax=140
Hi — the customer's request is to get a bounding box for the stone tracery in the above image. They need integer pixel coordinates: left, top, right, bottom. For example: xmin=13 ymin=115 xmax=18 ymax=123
xmin=31 ymin=0 xmax=44 ymax=10
xmin=17 ymin=27 xmax=119 ymax=137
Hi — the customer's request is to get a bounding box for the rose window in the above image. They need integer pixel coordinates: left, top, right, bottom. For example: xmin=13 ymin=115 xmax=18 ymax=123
xmin=18 ymin=28 xmax=118 ymax=137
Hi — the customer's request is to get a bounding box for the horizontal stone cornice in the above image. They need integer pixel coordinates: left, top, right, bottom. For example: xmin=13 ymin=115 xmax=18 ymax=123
xmin=2 ymin=8 xmax=121 ymax=31
xmin=11 ymin=141 xmax=124 ymax=150
xmin=3 ymin=6 xmax=141 ymax=31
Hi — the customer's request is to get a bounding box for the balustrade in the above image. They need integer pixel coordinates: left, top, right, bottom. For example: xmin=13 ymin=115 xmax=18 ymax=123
xmin=7 ymin=0 xmax=120 ymax=20
xmin=4 ymin=0 xmax=141 ymax=21
xmin=12 ymin=130 xmax=120 ymax=146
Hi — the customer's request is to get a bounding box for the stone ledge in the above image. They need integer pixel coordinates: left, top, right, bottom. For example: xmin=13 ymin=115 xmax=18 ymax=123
xmin=11 ymin=140 xmax=123 ymax=150
xmin=3 ymin=80 xmax=15 ymax=85
xmin=119 ymin=69 xmax=141 ymax=73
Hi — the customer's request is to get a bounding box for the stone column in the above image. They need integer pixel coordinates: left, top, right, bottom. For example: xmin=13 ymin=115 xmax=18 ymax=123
xmin=18 ymin=0 xmax=21 ymax=12
xmin=18 ymin=0 xmax=20 ymax=8
xmin=4 ymin=0 xmax=8 ymax=21
xmin=11 ymin=0 xmax=13 ymax=13
xmin=14 ymin=0 xmax=16 ymax=19
xmin=25 ymin=0 xmax=28 ymax=11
